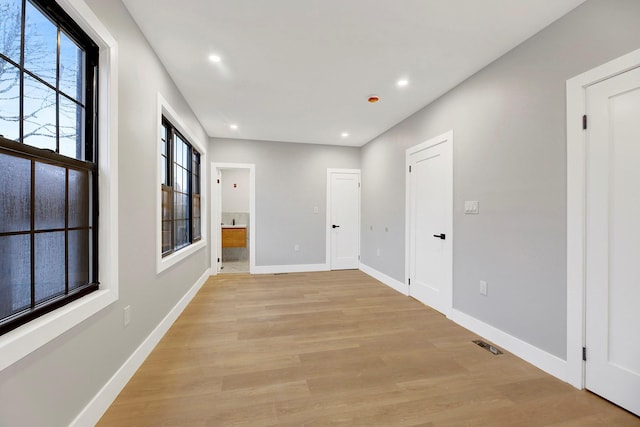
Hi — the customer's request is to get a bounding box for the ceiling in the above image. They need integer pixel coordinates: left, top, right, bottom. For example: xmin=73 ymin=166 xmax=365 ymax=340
xmin=121 ymin=0 xmax=586 ymax=147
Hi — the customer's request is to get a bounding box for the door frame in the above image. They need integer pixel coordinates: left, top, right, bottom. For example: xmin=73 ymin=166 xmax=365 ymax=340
xmin=211 ymin=162 xmax=256 ymax=274
xmin=566 ymin=48 xmax=640 ymax=389
xmin=326 ymin=168 xmax=361 ymax=269
xmin=405 ymin=130 xmax=453 ymax=317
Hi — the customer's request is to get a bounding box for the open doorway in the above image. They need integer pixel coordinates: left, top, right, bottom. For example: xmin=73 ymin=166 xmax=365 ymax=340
xmin=212 ymin=163 xmax=256 ymax=274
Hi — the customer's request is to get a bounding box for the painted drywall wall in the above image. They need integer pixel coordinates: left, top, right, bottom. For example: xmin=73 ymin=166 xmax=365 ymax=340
xmin=0 ymin=1 xmax=210 ymax=426
xmin=221 ymin=169 xmax=250 ymax=213
xmin=361 ymin=0 xmax=640 ymax=359
xmin=211 ymin=138 xmax=360 ymax=267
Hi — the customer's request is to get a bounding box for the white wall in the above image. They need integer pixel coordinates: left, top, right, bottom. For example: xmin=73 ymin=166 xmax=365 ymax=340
xmin=221 ymin=169 xmax=250 ymax=213
xmin=0 ymin=1 xmax=210 ymax=425
xmin=360 ymin=0 xmax=640 ymax=359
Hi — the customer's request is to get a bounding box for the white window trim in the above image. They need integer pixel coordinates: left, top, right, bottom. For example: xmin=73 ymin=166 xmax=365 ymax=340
xmin=0 ymin=0 xmax=119 ymax=372
xmin=156 ymin=94 xmax=207 ymax=274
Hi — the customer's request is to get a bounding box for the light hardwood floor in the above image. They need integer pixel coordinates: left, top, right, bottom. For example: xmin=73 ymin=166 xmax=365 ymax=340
xmin=98 ymin=271 xmax=639 ymax=426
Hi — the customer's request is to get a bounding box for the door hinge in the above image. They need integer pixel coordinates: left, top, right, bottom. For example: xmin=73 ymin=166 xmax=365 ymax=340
xmin=408 ymin=278 xmax=411 ymax=285
xmin=358 ymin=255 xmax=361 ymax=260
xmin=582 ymin=115 xmax=587 ymax=130
xmin=582 ymin=346 xmax=587 ymax=361
xmin=217 ymin=179 xmax=220 ymax=184
xmin=358 ymin=182 xmax=361 ymax=188
xmin=217 ymin=258 xmax=220 ymax=263
xmin=409 ymin=165 xmax=412 ymax=173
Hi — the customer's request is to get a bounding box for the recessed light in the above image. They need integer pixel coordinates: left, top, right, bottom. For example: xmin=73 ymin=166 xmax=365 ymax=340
xmin=341 ymin=132 xmax=349 ymax=138
xmin=397 ymin=79 xmax=409 ymax=87
xmin=229 ymin=124 xmax=238 ymax=130
xmin=209 ymin=54 xmax=222 ymax=63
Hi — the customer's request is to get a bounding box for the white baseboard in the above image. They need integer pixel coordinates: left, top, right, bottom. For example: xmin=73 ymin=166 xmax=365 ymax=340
xmin=252 ymin=263 xmax=330 ymax=274
xmin=71 ymin=268 xmax=211 ymax=427
xmin=357 ymin=265 xmax=569 ymax=384
xmin=451 ymin=309 xmax=568 ymax=383
xmin=359 ymin=263 xmax=409 ymax=296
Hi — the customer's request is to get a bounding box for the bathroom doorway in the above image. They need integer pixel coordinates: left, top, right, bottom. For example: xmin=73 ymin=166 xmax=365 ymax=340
xmin=212 ymin=163 xmax=256 ymax=274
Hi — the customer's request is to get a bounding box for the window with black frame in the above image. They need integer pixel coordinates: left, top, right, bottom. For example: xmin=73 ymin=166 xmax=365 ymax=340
xmin=0 ymin=0 xmax=99 ymax=335
xmin=192 ymin=149 xmax=201 ymax=241
xmin=161 ymin=117 xmax=201 ymax=257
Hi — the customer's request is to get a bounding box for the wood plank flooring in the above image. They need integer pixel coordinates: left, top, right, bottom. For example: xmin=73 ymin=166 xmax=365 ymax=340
xmin=98 ymin=271 xmax=639 ymax=426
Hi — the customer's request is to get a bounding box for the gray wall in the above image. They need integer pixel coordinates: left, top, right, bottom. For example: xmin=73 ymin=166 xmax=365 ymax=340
xmin=361 ymin=0 xmax=640 ymax=359
xmin=211 ymin=138 xmax=360 ymax=266
xmin=0 ymin=0 xmax=210 ymax=425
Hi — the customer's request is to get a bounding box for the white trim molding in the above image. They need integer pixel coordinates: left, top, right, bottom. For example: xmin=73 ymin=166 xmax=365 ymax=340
xmin=566 ymin=48 xmax=640 ymax=389
xmin=70 ymin=268 xmax=211 ymax=427
xmin=361 ymin=263 xmax=568 ymax=381
xmin=360 ymin=264 xmax=409 ymax=296
xmin=252 ymin=264 xmax=330 ymax=275
xmin=212 ymin=163 xmax=256 ymax=274
xmin=156 ymin=94 xmax=208 ymax=274
xmin=451 ymin=309 xmax=568 ymax=382
xmin=0 ymin=0 xmax=119 ymax=373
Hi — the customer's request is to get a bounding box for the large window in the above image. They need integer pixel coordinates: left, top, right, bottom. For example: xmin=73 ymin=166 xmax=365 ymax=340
xmin=161 ymin=117 xmax=201 ymax=257
xmin=0 ymin=0 xmax=99 ymax=335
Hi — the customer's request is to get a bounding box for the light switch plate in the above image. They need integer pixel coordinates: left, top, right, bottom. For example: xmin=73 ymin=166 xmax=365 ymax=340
xmin=465 ymin=200 xmax=479 ymax=214
xmin=480 ymin=281 xmax=488 ymax=296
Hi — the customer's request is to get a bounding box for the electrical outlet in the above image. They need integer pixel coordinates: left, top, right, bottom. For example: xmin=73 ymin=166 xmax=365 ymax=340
xmin=294 ymin=244 xmax=300 ymax=252
xmin=480 ymin=281 xmax=488 ymax=296
xmin=123 ymin=305 xmax=131 ymax=327
xmin=313 ymin=206 xmax=319 ymax=214
xmin=465 ymin=201 xmax=480 ymax=214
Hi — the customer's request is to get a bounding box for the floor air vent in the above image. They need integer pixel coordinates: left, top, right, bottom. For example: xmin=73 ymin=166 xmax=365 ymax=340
xmin=473 ymin=340 xmax=503 ymax=355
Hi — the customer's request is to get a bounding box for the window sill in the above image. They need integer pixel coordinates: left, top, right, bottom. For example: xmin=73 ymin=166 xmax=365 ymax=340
xmin=0 ymin=287 xmax=117 ymax=372
xmin=157 ymin=239 xmax=206 ymax=274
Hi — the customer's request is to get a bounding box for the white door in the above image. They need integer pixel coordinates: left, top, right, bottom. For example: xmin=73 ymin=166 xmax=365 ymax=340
xmin=328 ymin=170 xmax=360 ymax=270
xmin=407 ymin=132 xmax=452 ymax=316
xmin=585 ymin=66 xmax=640 ymax=416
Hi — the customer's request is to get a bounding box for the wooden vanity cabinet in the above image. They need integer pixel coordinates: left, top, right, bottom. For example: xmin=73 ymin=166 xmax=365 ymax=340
xmin=222 ymin=228 xmax=247 ymax=248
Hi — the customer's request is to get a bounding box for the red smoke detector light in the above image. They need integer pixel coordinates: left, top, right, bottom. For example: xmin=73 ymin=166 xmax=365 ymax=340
xmin=368 ymin=95 xmax=380 ymax=103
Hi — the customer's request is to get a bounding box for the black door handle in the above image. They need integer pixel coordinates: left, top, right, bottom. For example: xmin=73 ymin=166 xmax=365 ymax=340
xmin=433 ymin=233 xmax=446 ymax=240
xmin=332 ymin=225 xmax=340 ymax=229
